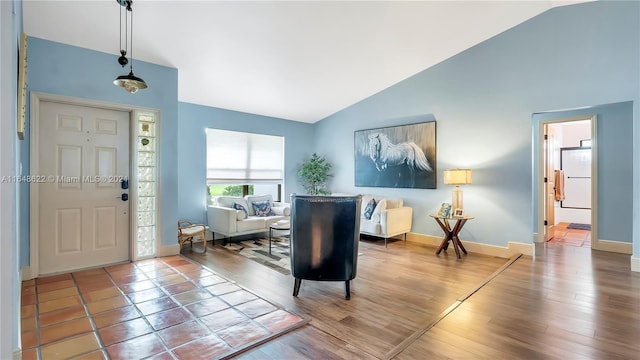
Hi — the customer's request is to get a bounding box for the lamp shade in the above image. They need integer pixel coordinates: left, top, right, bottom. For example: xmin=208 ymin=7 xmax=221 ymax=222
xmin=443 ymin=169 xmax=472 ymax=185
xmin=114 ymin=71 xmax=148 ymax=94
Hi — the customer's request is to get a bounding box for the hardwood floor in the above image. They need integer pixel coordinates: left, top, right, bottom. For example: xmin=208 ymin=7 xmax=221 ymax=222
xmin=395 ymin=244 xmax=640 ymax=359
xmin=183 ymin=237 xmax=640 ymax=359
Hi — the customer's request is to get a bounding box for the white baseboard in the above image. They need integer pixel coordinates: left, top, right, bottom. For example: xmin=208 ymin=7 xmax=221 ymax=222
xmin=595 ymin=239 xmax=633 ymax=254
xmin=406 ymin=232 xmax=441 ymax=247
xmin=21 ymin=266 xmax=35 ymax=281
xmin=22 ymin=244 xmax=185 ymax=278
xmin=407 ymin=232 xmax=532 ymax=258
xmin=631 ymin=256 xmax=640 ymax=272
xmin=433 ymin=233 xmax=630 ymax=257
xmin=157 ymin=244 xmax=180 ymax=257
xmin=507 ymin=241 xmax=534 ymax=256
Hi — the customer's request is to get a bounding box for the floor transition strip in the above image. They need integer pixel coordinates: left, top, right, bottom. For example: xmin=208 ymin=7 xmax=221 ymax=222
xmin=384 ymin=253 xmax=523 ymax=360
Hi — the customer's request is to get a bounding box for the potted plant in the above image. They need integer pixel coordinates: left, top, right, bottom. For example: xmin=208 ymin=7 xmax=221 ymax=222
xmin=298 ymin=153 xmax=332 ymax=195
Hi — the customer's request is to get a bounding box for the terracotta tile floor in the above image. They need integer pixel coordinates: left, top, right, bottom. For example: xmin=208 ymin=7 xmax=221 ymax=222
xmin=21 ymin=256 xmax=306 ymax=360
xmin=547 ymin=222 xmax=591 ymax=247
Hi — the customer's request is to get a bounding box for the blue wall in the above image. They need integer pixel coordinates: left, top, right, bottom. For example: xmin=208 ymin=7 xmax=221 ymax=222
xmin=177 ymin=102 xmax=314 ymax=224
xmin=23 ymin=37 xmax=179 ymax=261
xmin=314 ymin=1 xmax=639 ymax=248
xmin=533 ymin=102 xmax=634 ymax=243
xmin=17 ymin=1 xmax=640 ymax=262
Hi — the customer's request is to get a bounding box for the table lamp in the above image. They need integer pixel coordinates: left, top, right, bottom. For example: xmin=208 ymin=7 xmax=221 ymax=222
xmin=443 ymin=169 xmax=472 ymax=211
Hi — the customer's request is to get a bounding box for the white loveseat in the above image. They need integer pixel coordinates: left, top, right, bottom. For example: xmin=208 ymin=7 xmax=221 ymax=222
xmin=359 ymin=194 xmax=413 ymax=247
xmin=207 ymin=194 xmax=290 ymax=243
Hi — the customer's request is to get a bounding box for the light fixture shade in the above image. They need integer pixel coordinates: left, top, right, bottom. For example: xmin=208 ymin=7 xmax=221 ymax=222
xmin=443 ymin=169 xmax=473 ymax=185
xmin=114 ymin=71 xmax=148 ymax=94
xmin=114 ymin=0 xmax=147 ymax=93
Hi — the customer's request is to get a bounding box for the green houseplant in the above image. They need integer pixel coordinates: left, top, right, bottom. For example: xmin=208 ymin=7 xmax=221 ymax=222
xmin=298 ymin=153 xmax=332 ymax=195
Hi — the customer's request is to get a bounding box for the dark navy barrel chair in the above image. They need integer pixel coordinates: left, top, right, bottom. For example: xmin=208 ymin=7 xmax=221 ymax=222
xmin=289 ymin=194 xmax=362 ymax=300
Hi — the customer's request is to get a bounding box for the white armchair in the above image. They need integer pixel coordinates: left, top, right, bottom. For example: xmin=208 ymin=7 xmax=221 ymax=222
xmin=359 ymin=194 xmax=413 ymax=247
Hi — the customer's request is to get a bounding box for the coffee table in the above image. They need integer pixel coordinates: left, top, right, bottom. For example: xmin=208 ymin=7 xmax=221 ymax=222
xmin=269 ymin=220 xmax=290 ymax=255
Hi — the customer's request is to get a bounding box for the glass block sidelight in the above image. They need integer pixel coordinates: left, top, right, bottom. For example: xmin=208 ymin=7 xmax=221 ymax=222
xmin=137 ymin=240 xmax=155 ymax=258
xmin=137 ymin=226 xmax=155 ymax=242
xmin=139 ymin=114 xmax=155 ymax=122
xmin=138 ymin=181 xmax=156 ymax=197
xmin=137 ymin=137 xmax=156 ymax=152
xmin=138 ymin=121 xmax=156 ymax=137
xmin=135 ymin=112 xmax=158 ymax=259
xmin=138 ymin=166 xmax=156 ymax=182
xmin=137 ymin=211 xmax=155 ymax=226
xmin=138 ymin=194 xmax=156 ymax=212
xmin=138 ymin=152 xmax=155 ymax=167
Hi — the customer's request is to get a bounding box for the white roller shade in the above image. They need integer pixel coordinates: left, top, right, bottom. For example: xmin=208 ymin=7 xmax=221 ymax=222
xmin=206 ymin=129 xmax=284 ymax=184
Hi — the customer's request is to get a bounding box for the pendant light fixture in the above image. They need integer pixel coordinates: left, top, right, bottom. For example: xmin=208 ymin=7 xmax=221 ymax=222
xmin=113 ymin=0 xmax=148 ymax=93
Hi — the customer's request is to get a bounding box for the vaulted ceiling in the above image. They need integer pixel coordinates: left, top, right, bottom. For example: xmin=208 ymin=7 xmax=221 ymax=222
xmin=23 ymin=1 xmax=589 ymax=123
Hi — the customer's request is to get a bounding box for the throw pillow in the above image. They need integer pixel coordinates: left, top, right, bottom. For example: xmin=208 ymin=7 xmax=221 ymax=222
xmin=245 ymin=194 xmax=273 ymax=216
xmin=252 ymin=200 xmax=276 ymax=217
xmin=363 ymin=198 xmax=377 ymax=220
xmin=370 ymin=198 xmax=387 ymax=222
xmin=231 ymin=203 xmax=247 ymax=214
xmin=231 ymin=203 xmax=249 ymax=220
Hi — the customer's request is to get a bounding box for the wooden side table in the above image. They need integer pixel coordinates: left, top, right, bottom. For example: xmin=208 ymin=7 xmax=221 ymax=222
xmin=429 ymin=214 xmax=474 ymax=259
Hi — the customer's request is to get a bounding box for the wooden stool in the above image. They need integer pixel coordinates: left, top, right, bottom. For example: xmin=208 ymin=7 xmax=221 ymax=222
xmin=178 ymin=221 xmax=207 ymax=253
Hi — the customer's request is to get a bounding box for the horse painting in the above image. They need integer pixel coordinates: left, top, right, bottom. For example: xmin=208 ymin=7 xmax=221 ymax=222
xmin=355 ymin=121 xmax=436 ymax=189
xmin=367 ymin=133 xmax=432 ymax=187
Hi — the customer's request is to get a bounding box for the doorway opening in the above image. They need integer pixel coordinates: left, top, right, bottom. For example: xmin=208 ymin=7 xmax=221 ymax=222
xmin=538 ymin=116 xmax=596 ymax=249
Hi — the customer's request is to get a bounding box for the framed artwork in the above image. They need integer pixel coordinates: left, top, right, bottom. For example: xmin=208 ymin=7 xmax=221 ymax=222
xmin=453 ymin=208 xmax=464 ymax=218
xmin=354 ymin=121 xmax=436 ymax=189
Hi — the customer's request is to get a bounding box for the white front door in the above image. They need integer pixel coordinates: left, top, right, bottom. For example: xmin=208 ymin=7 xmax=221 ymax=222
xmin=38 ymin=101 xmax=130 ymax=275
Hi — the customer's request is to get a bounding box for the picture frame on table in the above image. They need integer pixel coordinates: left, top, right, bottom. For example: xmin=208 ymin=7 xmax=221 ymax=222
xmin=453 ymin=208 xmax=464 ymax=218
xmin=438 ymin=203 xmax=452 ymax=218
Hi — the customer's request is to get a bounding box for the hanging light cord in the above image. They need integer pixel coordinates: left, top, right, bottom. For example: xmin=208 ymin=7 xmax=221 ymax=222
xmin=117 ymin=0 xmax=131 ymax=68
xmin=120 ymin=4 xmax=123 ymax=56
xmin=113 ymin=0 xmax=147 ymax=92
xmin=129 ymin=5 xmax=134 ymax=72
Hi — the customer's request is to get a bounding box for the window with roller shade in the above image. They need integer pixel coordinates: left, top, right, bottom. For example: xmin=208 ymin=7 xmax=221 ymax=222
xmin=206 ymin=129 xmax=284 ymax=203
